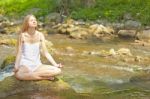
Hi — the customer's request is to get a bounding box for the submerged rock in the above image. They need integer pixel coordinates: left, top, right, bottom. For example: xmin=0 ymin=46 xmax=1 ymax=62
xmin=117 ymin=48 xmax=132 ymax=56
xmin=131 ymin=40 xmax=150 ymax=47
xmin=0 ymin=76 xmax=72 ymax=98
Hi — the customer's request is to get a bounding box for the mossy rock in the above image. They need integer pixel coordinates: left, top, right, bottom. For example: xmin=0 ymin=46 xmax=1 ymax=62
xmin=1 ymin=55 xmax=15 ymax=69
xmin=0 ymin=38 xmax=17 ymax=46
xmin=0 ymin=76 xmax=72 ymax=98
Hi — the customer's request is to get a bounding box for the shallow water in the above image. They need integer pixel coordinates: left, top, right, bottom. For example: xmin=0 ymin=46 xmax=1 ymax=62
xmin=1 ymin=34 xmax=150 ymax=99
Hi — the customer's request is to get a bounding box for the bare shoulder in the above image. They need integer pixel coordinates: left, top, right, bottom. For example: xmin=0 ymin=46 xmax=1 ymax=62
xmin=37 ymin=31 xmax=45 ymax=39
xmin=17 ymin=33 xmax=24 ymax=39
xmin=37 ymin=31 xmax=44 ymax=36
xmin=19 ymin=32 xmax=27 ymax=37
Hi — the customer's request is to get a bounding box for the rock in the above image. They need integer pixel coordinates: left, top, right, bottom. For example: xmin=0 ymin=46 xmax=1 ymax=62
xmin=3 ymin=25 xmax=21 ymax=34
xmin=0 ymin=76 xmax=72 ymax=98
xmin=134 ymin=56 xmax=143 ymax=62
xmin=81 ymin=51 xmax=89 ymax=55
xmin=118 ymin=30 xmax=137 ymax=38
xmin=66 ymin=25 xmax=78 ymax=33
xmin=45 ymin=13 xmax=61 ymax=24
xmin=112 ymin=23 xmax=124 ymax=31
xmin=46 ymin=28 xmax=58 ymax=34
xmin=53 ymin=19 xmax=116 ymax=40
xmin=124 ymin=20 xmax=141 ymax=29
xmin=70 ymin=31 xmax=88 ymax=39
xmin=137 ymin=29 xmax=150 ymax=40
xmin=10 ymin=20 xmax=22 ymax=26
xmin=117 ymin=48 xmax=132 ymax=56
xmin=99 ymin=50 xmax=110 ymax=57
xmin=121 ymin=57 xmax=135 ymax=62
xmin=66 ymin=19 xmax=75 ymax=24
xmin=89 ymin=24 xmax=114 ymax=40
xmin=38 ymin=21 xmax=45 ymax=28
xmin=0 ymin=15 xmax=8 ymax=23
xmin=131 ymin=40 xmax=150 ymax=46
xmin=89 ymin=24 xmax=113 ymax=34
xmin=145 ymin=26 xmax=150 ymax=30
xmin=95 ymin=19 xmax=109 ymax=26
xmin=89 ymin=51 xmax=100 ymax=55
xmin=0 ymin=15 xmax=11 ymax=28
xmin=0 ymin=55 xmax=15 ymax=69
xmin=65 ymin=46 xmax=74 ymax=52
xmin=0 ymin=20 xmax=12 ymax=27
xmin=123 ymin=13 xmax=133 ymax=20
xmin=0 ymin=28 xmax=6 ymax=34
xmin=130 ymin=73 xmax=150 ymax=82
xmin=0 ymin=38 xmax=17 ymax=46
xmin=109 ymin=48 xmax=116 ymax=56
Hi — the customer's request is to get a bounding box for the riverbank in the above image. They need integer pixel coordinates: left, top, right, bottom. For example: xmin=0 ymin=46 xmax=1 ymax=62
xmin=0 ymin=0 xmax=150 ymax=26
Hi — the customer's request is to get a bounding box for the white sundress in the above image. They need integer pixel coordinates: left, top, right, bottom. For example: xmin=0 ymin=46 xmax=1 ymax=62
xmin=19 ymin=41 xmax=42 ymax=72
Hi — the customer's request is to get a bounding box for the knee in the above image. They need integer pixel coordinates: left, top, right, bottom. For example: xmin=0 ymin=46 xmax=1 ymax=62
xmin=15 ymin=72 xmax=22 ymax=80
xmin=55 ymin=68 xmax=61 ymax=75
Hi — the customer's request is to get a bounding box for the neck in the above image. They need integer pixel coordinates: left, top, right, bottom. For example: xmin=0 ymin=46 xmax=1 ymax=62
xmin=27 ymin=28 xmax=36 ymax=35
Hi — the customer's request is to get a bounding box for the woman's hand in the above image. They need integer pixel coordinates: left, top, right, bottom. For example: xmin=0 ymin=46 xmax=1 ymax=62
xmin=13 ymin=67 xmax=19 ymax=73
xmin=55 ymin=63 xmax=63 ymax=68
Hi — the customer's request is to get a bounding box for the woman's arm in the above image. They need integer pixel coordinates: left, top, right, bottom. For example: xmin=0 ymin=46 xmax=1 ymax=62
xmin=40 ymin=33 xmax=61 ymax=67
xmin=14 ymin=34 xmax=22 ymax=72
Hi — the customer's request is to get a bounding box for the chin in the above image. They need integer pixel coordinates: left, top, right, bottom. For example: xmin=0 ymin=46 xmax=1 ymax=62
xmin=31 ymin=26 xmax=37 ymax=28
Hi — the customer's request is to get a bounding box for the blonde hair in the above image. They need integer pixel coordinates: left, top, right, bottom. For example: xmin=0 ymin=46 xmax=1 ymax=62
xmin=21 ymin=14 xmax=37 ymax=33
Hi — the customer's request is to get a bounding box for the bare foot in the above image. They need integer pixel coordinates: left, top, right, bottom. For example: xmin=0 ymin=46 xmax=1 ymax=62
xmin=48 ymin=76 xmax=55 ymax=81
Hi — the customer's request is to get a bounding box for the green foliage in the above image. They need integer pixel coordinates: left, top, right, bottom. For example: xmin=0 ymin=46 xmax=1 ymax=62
xmin=0 ymin=0 xmax=56 ymax=18
xmin=0 ymin=0 xmax=150 ymax=25
xmin=71 ymin=8 xmax=100 ymax=20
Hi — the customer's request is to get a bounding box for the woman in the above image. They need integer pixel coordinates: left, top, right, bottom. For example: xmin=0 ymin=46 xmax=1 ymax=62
xmin=14 ymin=14 xmax=62 ymax=80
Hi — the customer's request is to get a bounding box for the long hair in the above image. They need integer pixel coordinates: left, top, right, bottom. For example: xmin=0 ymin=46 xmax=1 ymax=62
xmin=20 ymin=14 xmax=37 ymax=33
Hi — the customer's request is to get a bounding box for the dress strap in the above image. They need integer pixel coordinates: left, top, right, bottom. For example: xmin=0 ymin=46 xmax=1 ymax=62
xmin=20 ymin=33 xmax=25 ymax=43
xmin=39 ymin=32 xmax=42 ymax=42
xmin=38 ymin=32 xmax=42 ymax=49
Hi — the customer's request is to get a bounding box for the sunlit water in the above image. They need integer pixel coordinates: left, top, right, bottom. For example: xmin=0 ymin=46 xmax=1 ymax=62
xmin=0 ymin=34 xmax=150 ymax=99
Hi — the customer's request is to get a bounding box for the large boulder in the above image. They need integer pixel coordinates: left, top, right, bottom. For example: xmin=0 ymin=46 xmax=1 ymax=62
xmin=0 ymin=76 xmax=72 ymax=98
xmin=137 ymin=30 xmax=150 ymax=41
xmin=118 ymin=30 xmax=137 ymax=38
xmin=124 ymin=20 xmax=141 ymax=29
xmin=112 ymin=23 xmax=124 ymax=31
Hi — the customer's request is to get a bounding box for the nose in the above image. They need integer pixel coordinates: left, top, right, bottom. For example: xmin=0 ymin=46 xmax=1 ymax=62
xmin=33 ymin=21 xmax=36 ymax=24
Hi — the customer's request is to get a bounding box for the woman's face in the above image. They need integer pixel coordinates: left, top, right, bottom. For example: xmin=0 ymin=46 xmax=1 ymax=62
xmin=28 ymin=16 xmax=37 ymax=28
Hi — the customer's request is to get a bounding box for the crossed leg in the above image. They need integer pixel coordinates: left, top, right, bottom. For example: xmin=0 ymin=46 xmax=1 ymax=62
xmin=15 ymin=64 xmax=61 ymax=81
